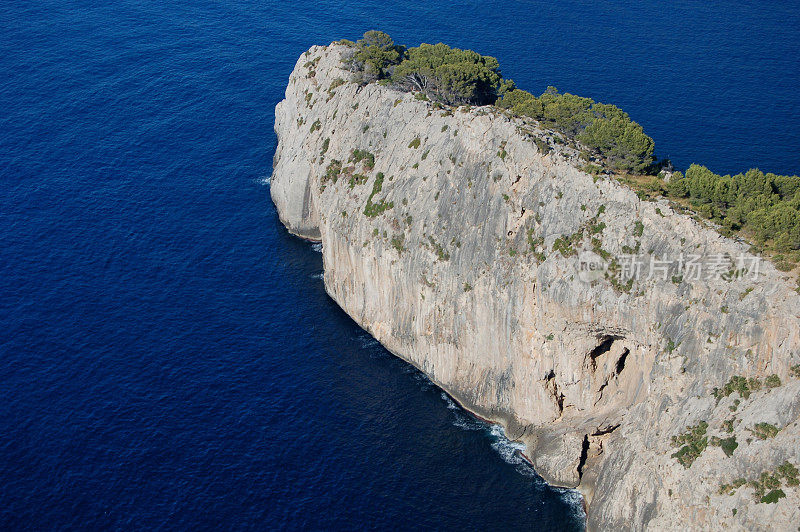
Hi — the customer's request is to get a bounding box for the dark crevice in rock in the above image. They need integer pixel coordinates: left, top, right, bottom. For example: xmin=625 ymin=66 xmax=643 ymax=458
xmin=596 ymin=380 xmax=609 ymax=400
xmin=588 ymin=335 xmax=621 ymax=371
xmin=577 ymin=434 xmax=590 ymax=481
xmin=616 ymin=348 xmax=630 ymax=375
xmin=544 ymin=370 xmax=564 ymax=415
xmin=592 ymin=423 xmax=620 ymax=436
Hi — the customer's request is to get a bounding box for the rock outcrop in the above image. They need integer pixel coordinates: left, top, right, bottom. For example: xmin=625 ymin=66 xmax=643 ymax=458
xmin=271 ymin=43 xmax=800 ymax=530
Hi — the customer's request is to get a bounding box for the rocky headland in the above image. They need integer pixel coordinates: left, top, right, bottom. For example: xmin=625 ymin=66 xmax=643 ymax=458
xmin=270 ymin=42 xmax=800 ymax=530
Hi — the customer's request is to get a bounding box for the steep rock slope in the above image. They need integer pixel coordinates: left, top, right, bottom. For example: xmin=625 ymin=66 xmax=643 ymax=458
xmin=271 ymin=44 xmax=800 ymax=530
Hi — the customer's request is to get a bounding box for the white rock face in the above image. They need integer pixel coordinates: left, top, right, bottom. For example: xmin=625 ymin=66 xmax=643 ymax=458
xmin=271 ymin=43 xmax=800 ymax=530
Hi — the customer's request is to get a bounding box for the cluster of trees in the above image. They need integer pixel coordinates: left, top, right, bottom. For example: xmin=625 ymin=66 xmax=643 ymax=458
xmin=496 ymin=87 xmax=654 ymax=173
xmin=341 ymin=31 xmax=405 ymax=85
xmin=342 ymin=31 xmax=654 ymax=172
xmin=391 ymin=43 xmax=502 ymax=105
xmin=667 ymin=165 xmax=800 ymax=252
xmin=342 ymin=31 xmax=503 ymax=105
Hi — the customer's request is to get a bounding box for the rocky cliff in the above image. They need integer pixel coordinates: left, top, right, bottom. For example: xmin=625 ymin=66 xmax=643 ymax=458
xmin=271 ymin=43 xmax=800 ymax=530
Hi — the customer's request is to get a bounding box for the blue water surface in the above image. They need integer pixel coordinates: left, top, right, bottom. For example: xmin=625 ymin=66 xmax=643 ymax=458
xmin=1 ymin=1 xmax=798 ymax=530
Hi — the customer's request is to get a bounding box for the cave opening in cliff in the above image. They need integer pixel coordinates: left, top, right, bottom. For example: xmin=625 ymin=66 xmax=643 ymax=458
xmin=588 ymin=335 xmax=621 ymax=371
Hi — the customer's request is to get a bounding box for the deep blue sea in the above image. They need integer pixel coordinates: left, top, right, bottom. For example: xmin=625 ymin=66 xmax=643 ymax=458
xmin=1 ymin=1 xmax=798 ymax=530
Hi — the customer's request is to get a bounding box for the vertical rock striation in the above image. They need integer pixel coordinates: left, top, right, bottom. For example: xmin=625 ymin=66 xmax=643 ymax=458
xmin=271 ymin=43 xmax=800 ymax=530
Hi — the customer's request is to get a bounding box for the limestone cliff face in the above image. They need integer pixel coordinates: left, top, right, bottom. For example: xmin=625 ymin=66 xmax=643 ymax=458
xmin=271 ymin=44 xmax=800 ymax=530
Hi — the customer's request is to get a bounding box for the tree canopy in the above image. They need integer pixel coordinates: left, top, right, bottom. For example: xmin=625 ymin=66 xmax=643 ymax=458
xmin=391 ymin=43 xmax=503 ymax=105
xmin=667 ymin=165 xmax=800 ymax=251
xmin=342 ymin=31 xmax=405 ymax=84
xmin=496 ymin=86 xmax=655 ymax=173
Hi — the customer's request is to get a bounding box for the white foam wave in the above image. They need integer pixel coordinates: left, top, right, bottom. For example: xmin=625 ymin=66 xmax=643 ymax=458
xmin=437 ymin=389 xmax=583 ymax=504
xmin=412 ymin=372 xmax=433 ymax=391
xmin=356 ymin=334 xmax=380 ymax=349
xmin=440 ymin=399 xmax=538 ymax=476
xmin=440 ymin=392 xmax=459 ymax=410
xmin=309 ymin=272 xmax=324 ymax=280
xmin=488 ymin=424 xmax=527 ymax=466
xmin=558 ymin=488 xmax=587 ymax=521
xmin=558 ymin=489 xmax=584 ymax=508
xmin=257 ymin=175 xmax=271 ymax=185
xmin=451 ymin=416 xmax=483 ymax=431
xmin=440 ymin=393 xmax=482 ymax=430
xmin=311 ymin=243 xmax=323 ymax=253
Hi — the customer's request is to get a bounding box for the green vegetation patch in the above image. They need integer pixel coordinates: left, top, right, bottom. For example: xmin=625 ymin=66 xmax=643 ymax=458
xmin=779 ymin=462 xmax=800 ymax=486
xmin=363 ymin=172 xmax=394 ymax=217
xmin=710 ymin=435 xmax=738 ymax=457
xmin=589 ymin=221 xmax=606 ymax=235
xmin=750 ymin=422 xmax=780 ymax=440
xmin=712 ymin=375 xmax=763 ymax=403
xmin=722 ymin=418 xmax=735 ymax=433
xmin=552 ymin=230 xmax=583 ymax=257
xmin=391 ymin=234 xmax=406 ymax=253
xmin=341 ymin=31 xmax=405 ymax=85
xmin=718 ymin=477 xmax=747 ymax=496
xmin=350 ymin=149 xmax=375 ymax=170
xmin=583 ymin=163 xmax=602 ymax=175
xmin=496 ymin=86 xmax=654 ymax=173
xmin=348 ymin=173 xmax=368 ymax=188
xmin=527 ymin=229 xmax=546 ymax=262
xmin=591 ymin=238 xmax=611 ymax=260
xmin=721 ymin=462 xmax=798 ymax=503
xmin=392 ymin=43 xmax=502 ymax=105
xmin=671 ymin=421 xmax=708 ymax=468
xmin=532 ymin=137 xmax=551 ymax=155
xmin=327 ymin=77 xmax=346 ymax=95
xmin=498 ymin=142 xmax=508 ymax=161
xmin=427 ymin=236 xmax=450 ymax=261
xmin=760 ymin=489 xmax=786 ymax=504
xmin=321 ymin=159 xmax=342 ymax=189
xmin=666 ymin=165 xmax=800 ymax=257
